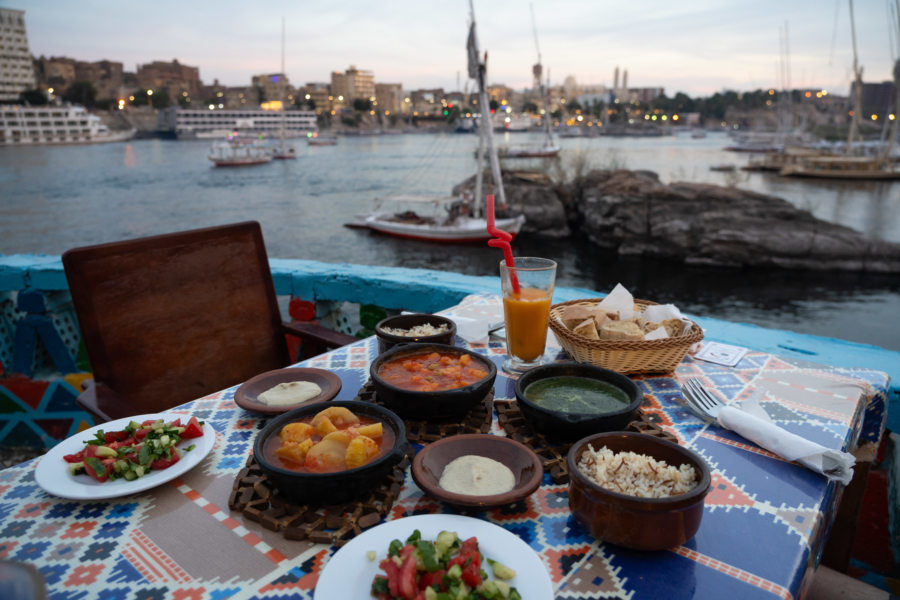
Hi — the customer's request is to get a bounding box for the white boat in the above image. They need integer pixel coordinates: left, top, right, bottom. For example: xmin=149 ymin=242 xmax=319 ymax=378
xmin=307 ymin=133 xmax=338 ymax=146
xmin=208 ymin=136 xmax=272 ymax=167
xmin=352 ymin=195 xmax=525 ymax=243
xmin=0 ymin=105 xmax=135 ymax=146
xmin=348 ymin=1 xmax=525 ymax=244
xmin=161 ymin=107 xmax=317 ymax=140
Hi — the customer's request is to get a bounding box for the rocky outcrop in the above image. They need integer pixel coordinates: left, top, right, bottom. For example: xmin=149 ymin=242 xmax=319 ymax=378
xmin=568 ymin=169 xmax=900 ymax=272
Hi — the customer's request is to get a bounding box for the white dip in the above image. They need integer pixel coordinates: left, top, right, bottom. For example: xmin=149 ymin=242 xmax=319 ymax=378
xmin=257 ymin=381 xmax=322 ymax=406
xmin=438 ymin=455 xmax=516 ymax=496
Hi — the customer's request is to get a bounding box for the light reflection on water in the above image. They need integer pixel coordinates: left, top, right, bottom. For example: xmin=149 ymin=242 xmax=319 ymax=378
xmin=1 ymin=131 xmax=898 ymax=350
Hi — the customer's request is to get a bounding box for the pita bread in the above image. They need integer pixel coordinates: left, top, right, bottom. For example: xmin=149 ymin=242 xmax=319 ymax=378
xmin=572 ymin=318 xmax=600 ymax=340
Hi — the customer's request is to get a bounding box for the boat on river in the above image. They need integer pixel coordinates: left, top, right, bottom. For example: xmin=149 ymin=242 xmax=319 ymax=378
xmin=349 ymin=195 xmax=525 ymax=243
xmin=0 ymin=104 xmax=135 ymax=146
xmin=350 ymin=2 xmax=525 ymax=244
xmin=307 ymin=133 xmax=338 ymax=146
xmin=208 ymin=136 xmax=272 ymax=167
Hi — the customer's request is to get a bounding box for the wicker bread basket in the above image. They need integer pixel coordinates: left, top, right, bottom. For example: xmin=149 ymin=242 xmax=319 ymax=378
xmin=549 ymin=298 xmax=704 ymax=374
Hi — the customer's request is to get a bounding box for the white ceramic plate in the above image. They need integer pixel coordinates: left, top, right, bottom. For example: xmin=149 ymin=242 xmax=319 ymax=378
xmin=34 ymin=413 xmax=216 ymax=500
xmin=314 ymin=513 xmax=554 ymax=599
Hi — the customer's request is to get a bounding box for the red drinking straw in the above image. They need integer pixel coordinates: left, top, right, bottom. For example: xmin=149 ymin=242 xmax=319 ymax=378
xmin=486 ymin=194 xmax=520 ymax=294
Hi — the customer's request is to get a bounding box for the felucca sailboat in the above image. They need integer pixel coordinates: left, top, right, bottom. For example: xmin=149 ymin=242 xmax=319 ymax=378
xmin=348 ymin=1 xmax=525 ymax=243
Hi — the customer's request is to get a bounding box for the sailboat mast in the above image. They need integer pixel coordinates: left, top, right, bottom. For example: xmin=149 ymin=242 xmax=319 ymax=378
xmin=531 ymin=3 xmax=553 ymax=144
xmin=280 ymin=17 xmax=286 ymax=151
xmin=468 ymin=0 xmax=506 ymax=213
xmin=846 ymin=0 xmax=863 ymax=156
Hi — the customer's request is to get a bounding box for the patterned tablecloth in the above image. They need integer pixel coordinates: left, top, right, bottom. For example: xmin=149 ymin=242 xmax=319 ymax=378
xmin=0 ymin=294 xmax=889 ymax=600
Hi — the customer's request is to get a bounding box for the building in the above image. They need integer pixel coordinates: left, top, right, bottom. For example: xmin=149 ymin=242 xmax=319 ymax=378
xmin=34 ymin=56 xmax=76 ymax=94
xmin=297 ymin=82 xmax=331 ymax=114
xmin=374 ymin=82 xmax=402 ymax=114
xmin=0 ymin=8 xmax=36 ymax=102
xmin=75 ymin=60 xmax=124 ymax=101
xmin=330 ymin=65 xmax=375 ymax=106
xmin=851 ymin=80 xmax=897 ymax=120
xmin=136 ymin=59 xmax=202 ymax=102
xmin=252 ymin=72 xmax=292 ymax=107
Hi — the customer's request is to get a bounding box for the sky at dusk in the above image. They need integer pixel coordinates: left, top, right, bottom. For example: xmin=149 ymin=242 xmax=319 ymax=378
xmin=14 ymin=0 xmax=900 ymax=98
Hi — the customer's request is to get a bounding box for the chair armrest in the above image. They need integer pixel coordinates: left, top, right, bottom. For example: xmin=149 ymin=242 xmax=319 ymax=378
xmin=282 ymin=321 xmax=357 ymax=360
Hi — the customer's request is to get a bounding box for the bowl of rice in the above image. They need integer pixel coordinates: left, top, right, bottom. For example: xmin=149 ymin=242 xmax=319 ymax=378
xmin=567 ymin=432 xmax=711 ymax=550
xmin=374 ymin=313 xmax=457 ymax=354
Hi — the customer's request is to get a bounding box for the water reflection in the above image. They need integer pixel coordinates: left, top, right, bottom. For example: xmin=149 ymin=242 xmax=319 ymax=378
xmin=1 ymin=133 xmax=898 ymax=350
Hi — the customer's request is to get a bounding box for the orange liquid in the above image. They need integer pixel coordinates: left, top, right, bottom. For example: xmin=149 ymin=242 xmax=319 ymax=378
xmin=503 ymin=287 xmax=552 ymax=361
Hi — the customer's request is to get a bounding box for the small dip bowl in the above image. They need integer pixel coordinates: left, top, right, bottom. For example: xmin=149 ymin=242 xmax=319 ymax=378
xmin=567 ymin=432 xmax=711 ymax=550
xmin=514 ymin=362 xmax=642 ymax=442
xmin=375 ymin=313 xmax=457 ymax=355
xmin=411 ymin=434 xmax=542 ymax=509
xmin=253 ymin=400 xmax=408 ymax=504
xmin=370 ymin=343 xmax=497 ymax=421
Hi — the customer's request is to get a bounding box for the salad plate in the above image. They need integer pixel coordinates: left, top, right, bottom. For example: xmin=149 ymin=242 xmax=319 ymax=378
xmin=34 ymin=413 xmax=216 ymax=500
xmin=314 ymin=513 xmax=553 ymax=599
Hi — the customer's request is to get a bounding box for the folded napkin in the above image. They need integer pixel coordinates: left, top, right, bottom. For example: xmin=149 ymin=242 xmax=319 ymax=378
xmin=716 ymin=404 xmax=855 ymax=485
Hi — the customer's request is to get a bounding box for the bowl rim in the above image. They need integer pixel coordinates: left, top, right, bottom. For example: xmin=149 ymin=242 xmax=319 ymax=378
xmin=515 ymin=362 xmax=642 ymax=422
xmin=566 ymin=431 xmax=712 ymax=508
xmin=411 ymin=433 xmax=543 ymax=508
xmin=252 ymin=399 xmax=408 ymax=479
xmin=370 ymin=342 xmax=498 ymax=396
xmin=374 ymin=313 xmax=457 ymax=343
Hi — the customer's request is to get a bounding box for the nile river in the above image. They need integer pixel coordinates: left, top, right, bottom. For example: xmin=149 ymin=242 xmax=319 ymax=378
xmin=1 ymin=130 xmax=898 ymax=350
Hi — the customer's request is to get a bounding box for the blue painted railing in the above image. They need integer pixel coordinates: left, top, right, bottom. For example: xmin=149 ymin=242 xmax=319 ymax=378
xmin=2 ymin=254 xmax=897 ymax=436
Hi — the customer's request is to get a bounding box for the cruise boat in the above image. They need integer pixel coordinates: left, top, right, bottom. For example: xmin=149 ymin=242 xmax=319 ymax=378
xmin=160 ymin=107 xmax=317 ymax=140
xmin=0 ymin=105 xmax=135 ymax=145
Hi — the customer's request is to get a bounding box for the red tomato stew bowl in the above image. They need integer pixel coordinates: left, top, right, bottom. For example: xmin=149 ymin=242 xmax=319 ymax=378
xmin=369 ymin=343 xmax=497 ymax=421
xmin=567 ymin=432 xmax=711 ymax=550
xmin=252 ymin=400 xmax=408 ymax=504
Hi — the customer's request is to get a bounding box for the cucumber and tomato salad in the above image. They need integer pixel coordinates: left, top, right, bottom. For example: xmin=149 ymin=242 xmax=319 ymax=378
xmin=371 ymin=529 xmax=521 ymax=600
xmin=63 ymin=416 xmax=204 ymax=483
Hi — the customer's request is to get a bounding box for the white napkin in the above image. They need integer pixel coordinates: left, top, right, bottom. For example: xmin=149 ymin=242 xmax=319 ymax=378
xmin=716 ymin=404 xmax=856 ymax=485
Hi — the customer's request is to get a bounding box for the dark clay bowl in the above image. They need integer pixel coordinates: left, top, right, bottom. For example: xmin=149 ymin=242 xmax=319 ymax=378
xmin=567 ymin=432 xmax=711 ymax=550
xmin=253 ymin=400 xmax=408 ymax=504
xmin=411 ymin=434 xmax=542 ymax=509
xmin=375 ymin=313 xmax=457 ymax=355
xmin=370 ymin=343 xmax=497 ymax=421
xmin=514 ymin=362 xmax=642 ymax=442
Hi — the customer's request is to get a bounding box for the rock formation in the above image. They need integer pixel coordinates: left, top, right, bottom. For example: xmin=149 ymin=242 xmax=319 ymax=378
xmin=457 ymin=168 xmax=900 ymax=272
xmin=568 ymin=169 xmax=900 ymax=272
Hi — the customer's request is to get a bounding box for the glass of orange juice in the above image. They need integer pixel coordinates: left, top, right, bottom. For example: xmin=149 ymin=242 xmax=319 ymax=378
xmin=499 ymin=257 xmax=557 ymax=373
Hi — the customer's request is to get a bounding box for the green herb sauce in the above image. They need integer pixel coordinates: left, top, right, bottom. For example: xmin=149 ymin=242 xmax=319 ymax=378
xmin=524 ymin=376 xmax=630 ymax=414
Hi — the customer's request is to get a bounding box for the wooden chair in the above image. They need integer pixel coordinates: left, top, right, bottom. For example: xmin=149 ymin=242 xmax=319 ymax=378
xmin=62 ymin=221 xmax=356 ymax=423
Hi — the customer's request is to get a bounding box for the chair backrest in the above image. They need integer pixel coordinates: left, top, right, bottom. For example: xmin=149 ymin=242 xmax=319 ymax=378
xmin=63 ymin=221 xmax=291 ymax=417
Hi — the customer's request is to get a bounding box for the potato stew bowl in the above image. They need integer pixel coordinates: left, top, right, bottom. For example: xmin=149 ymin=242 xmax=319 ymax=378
xmin=374 ymin=313 xmax=457 ymax=355
xmin=370 ymin=343 xmax=497 ymax=421
xmin=253 ymin=400 xmax=408 ymax=504
xmin=514 ymin=362 xmax=642 ymax=442
xmin=411 ymin=434 xmax=542 ymax=509
xmin=567 ymin=432 xmax=711 ymax=550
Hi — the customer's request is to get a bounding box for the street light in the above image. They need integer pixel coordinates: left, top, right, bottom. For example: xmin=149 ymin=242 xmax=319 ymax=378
xmin=147 ymin=89 xmax=154 ymax=109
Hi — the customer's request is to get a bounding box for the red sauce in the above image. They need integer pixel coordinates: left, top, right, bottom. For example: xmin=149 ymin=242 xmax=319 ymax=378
xmin=377 ymin=351 xmax=489 ymax=392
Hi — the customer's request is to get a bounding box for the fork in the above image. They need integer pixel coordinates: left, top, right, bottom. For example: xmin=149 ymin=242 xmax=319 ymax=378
xmin=681 ymin=378 xmax=724 ymax=420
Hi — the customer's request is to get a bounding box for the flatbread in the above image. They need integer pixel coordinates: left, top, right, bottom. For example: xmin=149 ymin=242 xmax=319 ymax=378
xmin=258 ymin=381 xmax=322 ymax=406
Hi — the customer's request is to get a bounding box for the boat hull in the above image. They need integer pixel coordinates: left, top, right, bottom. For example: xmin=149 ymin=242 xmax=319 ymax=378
xmin=362 ymin=214 xmax=525 ymax=243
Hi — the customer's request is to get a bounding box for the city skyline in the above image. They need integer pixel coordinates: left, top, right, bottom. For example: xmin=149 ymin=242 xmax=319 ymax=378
xmin=18 ymin=0 xmax=900 ymax=98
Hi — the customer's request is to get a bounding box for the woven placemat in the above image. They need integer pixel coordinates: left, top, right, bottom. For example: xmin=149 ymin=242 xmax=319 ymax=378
xmin=228 ymin=454 xmax=409 ymax=547
xmin=354 ymin=381 xmax=493 ymax=445
xmin=494 ymin=401 xmax=679 ymax=485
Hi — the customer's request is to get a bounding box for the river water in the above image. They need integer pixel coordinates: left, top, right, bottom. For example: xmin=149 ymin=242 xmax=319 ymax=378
xmin=1 ymin=131 xmax=898 ymax=350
